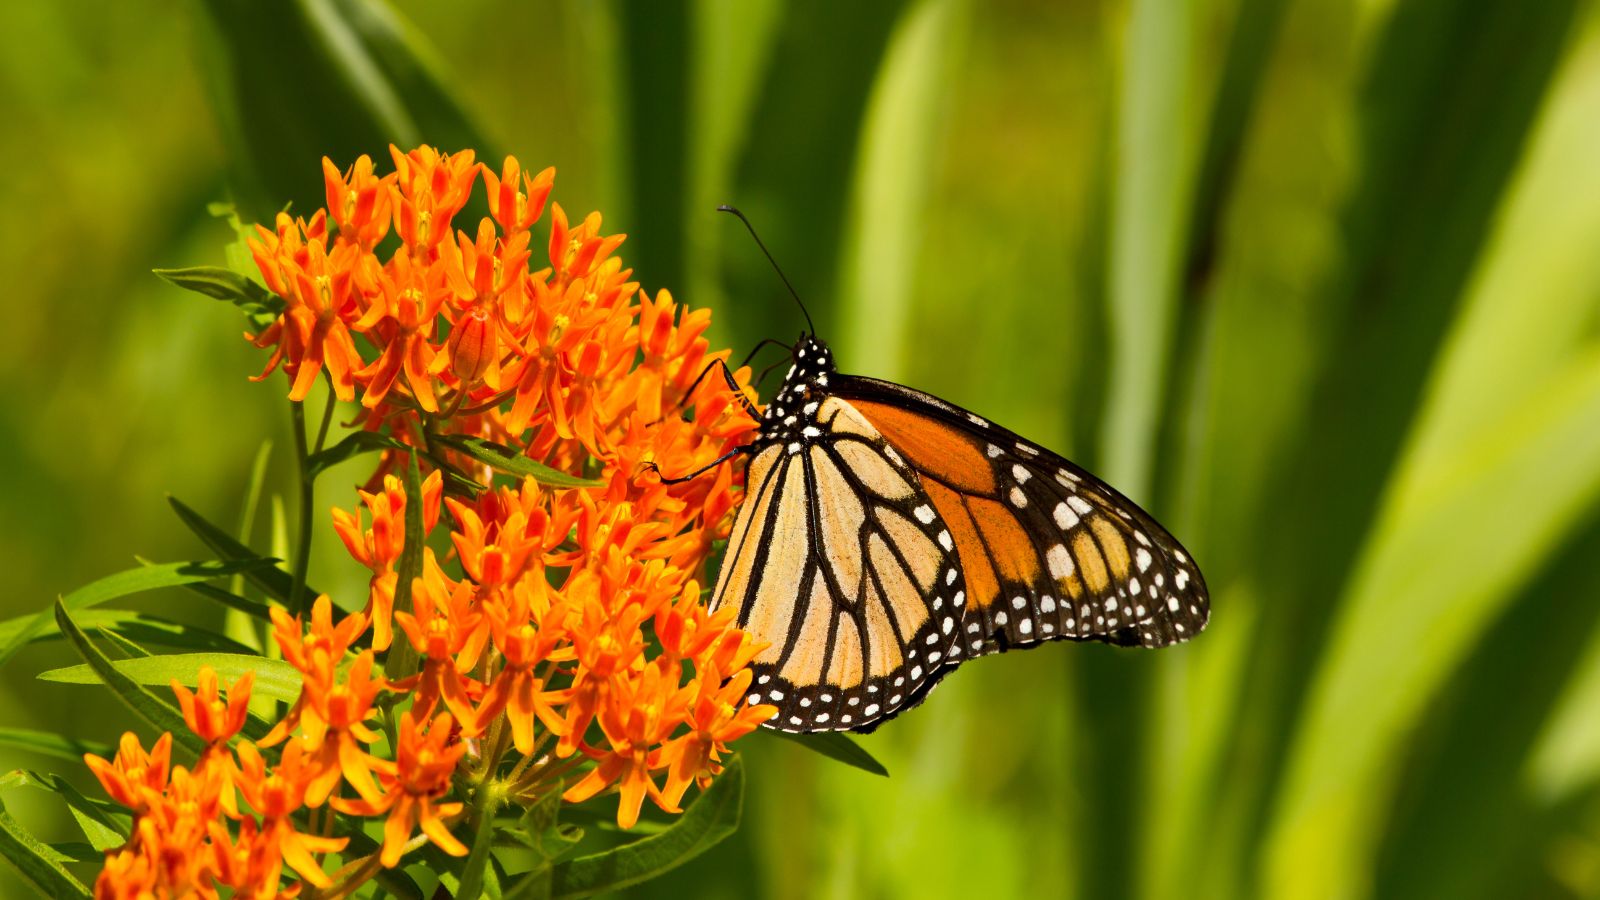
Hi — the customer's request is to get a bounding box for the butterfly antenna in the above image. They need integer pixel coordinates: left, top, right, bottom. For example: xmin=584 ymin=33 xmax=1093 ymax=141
xmin=717 ymin=204 xmax=816 ymax=336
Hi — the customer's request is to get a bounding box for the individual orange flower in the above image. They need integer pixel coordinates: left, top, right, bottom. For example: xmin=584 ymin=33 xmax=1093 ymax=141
xmin=262 ymin=650 xmax=386 ymax=806
xmin=444 ymin=476 xmax=554 ymax=593
xmin=172 ymin=666 xmax=254 ymax=746
xmin=234 ymin=741 xmax=348 ymax=888
xmin=390 ymin=145 xmax=478 ymax=259
xmin=332 ymin=469 xmax=442 ymax=650
xmin=474 ymin=582 xmax=572 ymax=754
xmin=271 ymin=594 xmax=368 ymax=683
xmin=323 ymin=153 xmax=394 ymax=250
xmin=331 ymin=711 xmax=467 ymax=868
xmin=351 ymin=251 xmax=450 ymax=411
xmin=657 ymin=663 xmax=776 ymax=809
xmin=134 ymin=762 xmax=225 ymax=891
xmin=562 ymin=661 xmax=687 ymax=829
xmin=391 ymin=556 xmax=486 ymax=729
xmin=262 ymin=236 xmax=366 ymax=403
xmin=482 ymin=156 xmax=554 ymax=237
xmin=84 ymin=731 xmax=172 ymax=814
xmin=209 ymin=816 xmax=291 ymax=900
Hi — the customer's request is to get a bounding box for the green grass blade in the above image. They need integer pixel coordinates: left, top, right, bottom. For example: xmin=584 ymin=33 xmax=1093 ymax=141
xmin=1098 ymin=0 xmax=1203 ymax=499
xmin=1265 ymin=345 xmax=1600 ymax=895
xmin=686 ymin=0 xmax=783 ymax=337
xmin=717 ymin=0 xmax=910 ymax=353
xmin=835 ymin=0 xmax=965 ymax=380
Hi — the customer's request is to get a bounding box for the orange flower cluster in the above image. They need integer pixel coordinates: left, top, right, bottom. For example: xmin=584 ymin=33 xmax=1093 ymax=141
xmin=87 ymin=670 xmax=348 ymax=899
xmin=90 ymin=147 xmax=777 ymax=897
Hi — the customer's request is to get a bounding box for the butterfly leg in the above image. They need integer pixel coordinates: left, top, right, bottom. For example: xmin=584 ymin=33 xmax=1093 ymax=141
xmin=644 ymin=444 xmax=753 ymax=485
xmin=679 ymin=357 xmax=762 ymax=419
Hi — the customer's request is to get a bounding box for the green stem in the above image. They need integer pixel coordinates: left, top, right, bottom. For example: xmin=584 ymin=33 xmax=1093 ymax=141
xmin=289 ymin=386 xmax=338 ymax=616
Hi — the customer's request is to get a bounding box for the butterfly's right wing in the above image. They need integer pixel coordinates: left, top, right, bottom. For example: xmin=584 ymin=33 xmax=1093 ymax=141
xmin=710 ymin=397 xmax=968 ymax=733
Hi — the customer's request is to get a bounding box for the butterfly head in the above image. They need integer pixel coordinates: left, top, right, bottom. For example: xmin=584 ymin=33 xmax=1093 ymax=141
xmin=759 ymin=334 xmax=838 ymax=434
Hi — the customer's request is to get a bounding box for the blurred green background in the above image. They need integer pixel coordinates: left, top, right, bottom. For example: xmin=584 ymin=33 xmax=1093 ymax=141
xmin=5 ymin=0 xmax=1600 ymax=897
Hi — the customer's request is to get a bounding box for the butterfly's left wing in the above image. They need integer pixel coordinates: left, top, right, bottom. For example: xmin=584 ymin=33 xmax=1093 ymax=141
xmin=834 ymin=375 xmax=1209 ymax=655
xmin=709 ymin=397 xmax=971 ymax=733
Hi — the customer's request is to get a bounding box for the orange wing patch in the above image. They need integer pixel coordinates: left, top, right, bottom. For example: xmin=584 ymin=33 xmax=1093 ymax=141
xmin=967 ymin=495 xmax=1042 ymax=586
xmin=850 ymin=399 xmax=997 ymax=494
xmin=924 ymin=480 xmax=999 ymax=610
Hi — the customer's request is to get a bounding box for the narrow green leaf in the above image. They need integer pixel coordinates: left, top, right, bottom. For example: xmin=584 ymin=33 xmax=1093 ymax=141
xmin=0 ymin=559 xmax=273 ymax=672
xmin=0 ymin=608 xmax=254 ymax=656
xmin=179 ymin=581 xmax=275 ymax=623
xmin=386 ymin=451 xmax=426 ymax=680
xmin=226 ymin=439 xmax=275 ymax=652
xmin=760 ymin=730 xmax=888 ymax=777
xmin=168 ymin=497 xmax=315 ymax=603
xmin=0 ymin=799 xmax=90 ymax=899
xmin=431 ymin=435 xmax=603 ymax=488
xmin=13 ymin=770 xmax=127 ymax=852
xmin=0 ymin=728 xmax=112 ymax=764
xmin=46 ymin=843 xmax=100 ymax=864
xmin=52 ymin=601 xmax=203 ymax=757
xmin=544 ymin=756 xmax=744 ymax=898
xmin=39 ymin=652 xmax=302 ymax=706
xmin=305 ymin=430 xmax=409 ymax=480
xmin=152 ymin=265 xmax=282 ymax=330
xmin=95 ymin=626 xmax=152 ymax=660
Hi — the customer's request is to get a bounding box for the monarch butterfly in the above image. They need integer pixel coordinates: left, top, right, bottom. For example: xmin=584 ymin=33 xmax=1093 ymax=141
xmin=668 ymin=209 xmax=1209 ymax=734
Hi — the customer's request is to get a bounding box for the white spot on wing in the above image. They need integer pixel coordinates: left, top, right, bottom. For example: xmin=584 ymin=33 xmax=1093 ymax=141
xmin=1047 ymin=544 xmax=1074 ymax=579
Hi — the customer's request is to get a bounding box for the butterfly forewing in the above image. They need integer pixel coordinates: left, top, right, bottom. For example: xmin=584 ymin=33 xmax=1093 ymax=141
xmin=837 ymin=376 xmax=1209 ymax=656
xmin=710 ymin=396 xmax=969 ymax=732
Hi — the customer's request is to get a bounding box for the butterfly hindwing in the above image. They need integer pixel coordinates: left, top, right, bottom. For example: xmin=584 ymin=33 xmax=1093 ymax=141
xmin=710 ymin=396 xmax=970 ymax=732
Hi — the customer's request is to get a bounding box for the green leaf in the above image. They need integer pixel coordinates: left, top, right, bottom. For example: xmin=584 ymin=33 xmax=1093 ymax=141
xmin=95 ymin=626 xmax=152 ymax=660
xmin=39 ymin=652 xmax=302 ymax=706
xmin=386 ymin=451 xmax=427 ymax=681
xmin=178 ymin=581 xmax=275 ymax=623
xmin=0 ymin=559 xmax=274 ymax=672
xmin=152 ymin=265 xmax=282 ymax=330
xmin=225 ymin=439 xmax=275 ymax=652
xmin=46 ymin=843 xmax=100 ymax=864
xmin=430 ymin=435 xmax=604 ymax=489
xmin=192 ymin=0 xmax=490 ymax=224
xmin=760 ymin=730 xmax=888 ymax=777
xmin=0 ymin=798 xmax=89 ymax=899
xmin=168 ymin=497 xmax=315 ymax=603
xmin=52 ymin=600 xmax=204 ymax=757
xmin=0 ymin=608 xmax=254 ymax=657
xmin=305 ymin=429 xmax=409 ymax=480
xmin=0 ymin=728 xmax=112 ymax=764
xmin=542 ymin=756 xmax=744 ymax=898
xmin=10 ymin=770 xmax=127 ymax=852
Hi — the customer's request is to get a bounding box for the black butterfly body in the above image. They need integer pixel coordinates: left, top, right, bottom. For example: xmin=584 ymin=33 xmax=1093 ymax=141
xmin=705 ymin=334 xmax=1209 ymax=733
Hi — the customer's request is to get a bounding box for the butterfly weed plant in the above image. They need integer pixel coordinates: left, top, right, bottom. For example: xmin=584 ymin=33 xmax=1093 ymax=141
xmin=1 ymin=147 xmax=829 ymax=899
